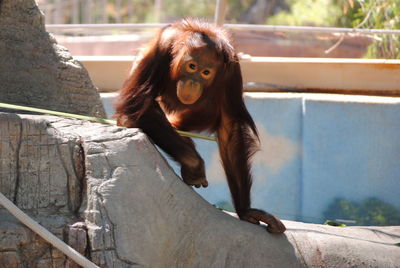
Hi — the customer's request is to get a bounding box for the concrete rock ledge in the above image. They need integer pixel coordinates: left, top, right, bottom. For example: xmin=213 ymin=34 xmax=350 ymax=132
xmin=0 ymin=113 xmax=399 ymax=267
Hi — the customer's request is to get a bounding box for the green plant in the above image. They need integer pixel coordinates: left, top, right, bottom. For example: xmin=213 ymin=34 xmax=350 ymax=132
xmin=338 ymin=0 xmax=400 ymax=58
xmin=267 ymin=0 xmax=341 ymax=26
xmin=162 ymin=0 xmax=216 ymax=22
xmin=324 ymin=197 xmax=400 ymax=226
xmin=267 ymin=0 xmax=399 ymax=58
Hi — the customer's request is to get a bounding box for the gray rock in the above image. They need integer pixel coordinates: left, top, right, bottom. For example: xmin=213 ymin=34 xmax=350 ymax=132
xmin=0 ymin=0 xmax=106 ymax=118
xmin=0 ymin=113 xmax=85 ymax=267
xmin=1 ymin=113 xmax=399 ymax=267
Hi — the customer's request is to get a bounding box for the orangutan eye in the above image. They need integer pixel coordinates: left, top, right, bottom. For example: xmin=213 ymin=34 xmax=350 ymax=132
xmin=201 ymin=69 xmax=212 ymax=79
xmin=186 ymin=61 xmax=198 ymax=73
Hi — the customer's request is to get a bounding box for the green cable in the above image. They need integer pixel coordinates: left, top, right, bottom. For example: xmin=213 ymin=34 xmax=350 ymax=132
xmin=0 ymin=102 xmax=217 ymax=142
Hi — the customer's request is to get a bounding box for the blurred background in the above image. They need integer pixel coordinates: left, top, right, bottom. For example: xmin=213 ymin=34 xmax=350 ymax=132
xmin=37 ymin=0 xmax=399 ymax=58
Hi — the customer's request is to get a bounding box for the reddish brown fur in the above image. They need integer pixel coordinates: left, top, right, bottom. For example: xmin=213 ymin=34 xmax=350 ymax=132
xmin=115 ymin=18 xmax=286 ymax=233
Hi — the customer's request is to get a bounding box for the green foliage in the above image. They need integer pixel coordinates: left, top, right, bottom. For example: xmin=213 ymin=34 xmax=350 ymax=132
xmin=109 ymin=0 xmax=217 ymax=23
xmin=267 ymin=0 xmax=400 ymax=30
xmin=267 ymin=0 xmax=341 ymax=26
xmin=333 ymin=0 xmax=362 ymax=28
xmin=344 ymin=0 xmax=399 ymax=29
xmin=324 ymin=197 xmax=400 ymax=226
xmin=268 ymin=0 xmax=399 ymax=58
xmin=337 ymin=0 xmax=400 ymax=58
xmin=162 ymin=0 xmax=216 ymax=22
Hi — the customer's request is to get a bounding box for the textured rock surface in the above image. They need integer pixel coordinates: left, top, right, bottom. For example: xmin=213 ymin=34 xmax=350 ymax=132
xmin=0 ymin=113 xmax=86 ymax=267
xmin=0 ymin=0 xmax=105 ymax=117
xmin=1 ymin=113 xmax=399 ymax=267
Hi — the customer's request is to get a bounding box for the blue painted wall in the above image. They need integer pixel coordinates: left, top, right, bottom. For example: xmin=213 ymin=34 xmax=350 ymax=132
xmin=301 ymin=97 xmax=400 ymax=223
xmin=102 ymin=93 xmax=400 ymax=224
